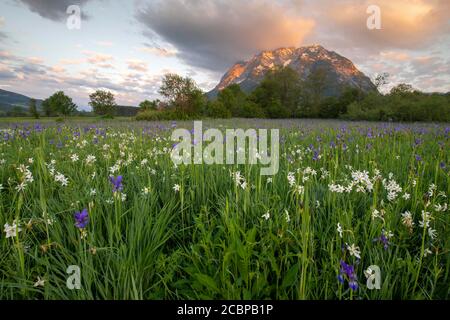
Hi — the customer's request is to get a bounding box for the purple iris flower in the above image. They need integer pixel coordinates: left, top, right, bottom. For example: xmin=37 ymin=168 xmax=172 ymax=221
xmin=440 ymin=162 xmax=446 ymax=169
xmin=349 ymin=281 xmax=359 ymax=291
xmin=340 ymin=260 xmax=357 ymax=280
xmin=312 ymin=150 xmax=319 ymax=161
xmin=414 ymin=138 xmax=422 ymax=146
xmin=374 ymin=230 xmax=390 ymax=250
xmin=109 ymin=175 xmax=123 ymax=192
xmin=415 ymin=154 xmax=422 ymax=162
xmin=74 ymin=209 xmax=89 ymax=229
xmin=338 ymin=260 xmax=358 ymax=291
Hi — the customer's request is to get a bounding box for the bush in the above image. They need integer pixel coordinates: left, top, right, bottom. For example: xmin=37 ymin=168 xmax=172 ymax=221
xmin=204 ymin=101 xmax=232 ymax=118
xmin=240 ymin=101 xmax=266 ymax=118
xmin=136 ymin=109 xmax=198 ymax=121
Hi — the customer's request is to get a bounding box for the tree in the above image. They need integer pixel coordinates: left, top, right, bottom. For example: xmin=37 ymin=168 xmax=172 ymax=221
xmin=250 ymin=67 xmax=301 ymax=118
xmin=204 ymin=100 xmax=231 ymax=118
xmin=159 ymin=73 xmax=204 ymax=114
xmin=8 ymin=106 xmax=28 ymax=117
xmin=29 ymin=98 xmax=39 ymax=119
xmin=389 ymin=83 xmax=414 ymax=96
xmin=217 ymin=84 xmax=248 ymax=117
xmin=42 ymin=99 xmax=53 ymax=117
xmin=139 ymin=99 xmax=159 ymax=112
xmin=374 ymin=72 xmax=389 ymax=91
xmin=89 ymin=90 xmax=117 ymax=117
xmin=303 ymin=67 xmax=328 ymax=116
xmin=41 ymin=91 xmax=77 ymax=116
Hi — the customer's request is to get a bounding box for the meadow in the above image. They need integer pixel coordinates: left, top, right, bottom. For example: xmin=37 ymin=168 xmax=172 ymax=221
xmin=0 ymin=118 xmax=448 ymax=300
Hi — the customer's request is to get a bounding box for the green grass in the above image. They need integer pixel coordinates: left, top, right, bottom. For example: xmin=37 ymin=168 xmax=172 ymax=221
xmin=0 ymin=119 xmax=448 ymax=299
xmin=0 ymin=116 xmax=134 ymax=124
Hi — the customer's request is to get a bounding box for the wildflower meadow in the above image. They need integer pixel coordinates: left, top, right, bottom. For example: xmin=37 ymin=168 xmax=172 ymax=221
xmin=0 ymin=119 xmax=448 ymax=300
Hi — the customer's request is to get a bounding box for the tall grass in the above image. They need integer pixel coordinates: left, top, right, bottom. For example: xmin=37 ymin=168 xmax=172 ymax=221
xmin=0 ymin=119 xmax=448 ymax=299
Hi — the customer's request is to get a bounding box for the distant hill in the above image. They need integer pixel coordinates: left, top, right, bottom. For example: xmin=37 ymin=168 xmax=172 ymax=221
xmin=0 ymin=89 xmax=139 ymax=117
xmin=0 ymin=89 xmax=43 ymax=112
xmin=208 ymin=45 xmax=377 ymax=98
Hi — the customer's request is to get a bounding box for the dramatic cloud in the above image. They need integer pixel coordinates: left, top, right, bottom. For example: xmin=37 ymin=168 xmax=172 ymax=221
xmin=306 ymin=0 xmax=450 ymax=51
xmin=17 ymin=0 xmax=92 ymax=21
xmin=2 ymin=0 xmax=448 ymax=98
xmin=136 ymin=0 xmax=315 ymax=71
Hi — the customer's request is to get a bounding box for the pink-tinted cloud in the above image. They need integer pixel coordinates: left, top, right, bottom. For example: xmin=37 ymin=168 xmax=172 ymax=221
xmin=137 ymin=0 xmax=315 ymax=71
xmin=138 ymin=46 xmax=177 ymax=57
xmin=127 ymin=59 xmax=148 ymax=72
xmin=307 ymin=0 xmax=450 ymax=51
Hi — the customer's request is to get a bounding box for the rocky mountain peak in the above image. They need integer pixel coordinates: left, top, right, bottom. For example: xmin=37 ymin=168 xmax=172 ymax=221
xmin=209 ymin=45 xmax=376 ymax=98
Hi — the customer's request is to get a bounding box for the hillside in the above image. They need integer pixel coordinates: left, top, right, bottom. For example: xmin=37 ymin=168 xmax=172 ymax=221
xmin=0 ymin=89 xmax=43 ymax=112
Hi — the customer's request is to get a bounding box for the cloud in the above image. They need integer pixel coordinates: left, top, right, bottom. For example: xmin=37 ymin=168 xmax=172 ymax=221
xmin=410 ymin=56 xmax=450 ymax=75
xmin=50 ymin=65 xmax=67 ymax=74
xmin=60 ymin=58 xmax=84 ymax=65
xmin=15 ymin=64 xmax=47 ymax=76
xmin=379 ymin=51 xmax=410 ymax=61
xmin=0 ymin=50 xmax=163 ymax=108
xmin=136 ymin=0 xmax=315 ymax=71
xmin=307 ymin=0 xmax=450 ymax=52
xmin=28 ymin=57 xmax=45 ymax=64
xmin=0 ymin=67 xmax=16 ymax=80
xmin=139 ymin=46 xmax=177 ymax=57
xmin=83 ymin=51 xmax=115 ymax=68
xmin=127 ymin=59 xmax=148 ymax=72
xmin=357 ymin=50 xmax=450 ymax=93
xmin=17 ymin=0 xmax=92 ymax=21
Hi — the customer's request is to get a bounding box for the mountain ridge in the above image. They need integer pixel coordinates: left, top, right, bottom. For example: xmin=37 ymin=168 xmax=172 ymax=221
xmin=208 ymin=45 xmax=377 ymax=98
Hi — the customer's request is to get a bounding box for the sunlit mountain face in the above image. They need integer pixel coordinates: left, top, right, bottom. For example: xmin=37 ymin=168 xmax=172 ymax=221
xmin=208 ymin=45 xmax=377 ymax=98
xmin=0 ymin=0 xmax=448 ymax=109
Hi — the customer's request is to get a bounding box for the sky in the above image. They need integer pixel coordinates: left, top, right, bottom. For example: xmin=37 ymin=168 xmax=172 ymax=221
xmin=0 ymin=0 xmax=449 ymax=109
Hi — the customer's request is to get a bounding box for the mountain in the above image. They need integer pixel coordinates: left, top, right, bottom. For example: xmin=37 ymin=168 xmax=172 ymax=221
xmin=208 ymin=45 xmax=377 ymax=98
xmin=0 ymin=89 xmax=43 ymax=112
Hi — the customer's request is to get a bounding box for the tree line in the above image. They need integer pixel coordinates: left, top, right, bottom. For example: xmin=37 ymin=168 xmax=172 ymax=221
xmin=9 ymin=67 xmax=450 ymax=122
xmin=136 ymin=68 xmax=450 ymax=122
xmin=18 ymin=90 xmax=125 ymax=119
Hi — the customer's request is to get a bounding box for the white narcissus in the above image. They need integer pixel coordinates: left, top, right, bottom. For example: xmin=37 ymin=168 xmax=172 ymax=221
xmin=4 ymin=220 xmax=22 ymax=238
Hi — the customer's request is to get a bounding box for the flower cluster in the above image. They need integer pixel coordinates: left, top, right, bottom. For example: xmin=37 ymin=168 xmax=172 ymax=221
xmin=338 ymin=260 xmax=358 ymax=291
